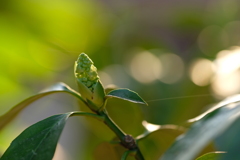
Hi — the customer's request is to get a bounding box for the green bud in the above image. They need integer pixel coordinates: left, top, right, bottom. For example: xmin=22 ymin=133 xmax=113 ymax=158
xmin=74 ymin=53 xmax=105 ymax=109
xmin=81 ymin=77 xmax=87 ymax=82
xmin=86 ymin=81 xmax=92 ymax=87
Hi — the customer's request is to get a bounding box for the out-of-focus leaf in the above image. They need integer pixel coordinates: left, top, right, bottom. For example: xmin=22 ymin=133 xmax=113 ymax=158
xmin=0 ymin=82 xmax=85 ymax=131
xmin=94 ymin=142 xmax=126 ymax=160
xmin=160 ymin=95 xmax=240 ymax=160
xmin=137 ymin=121 xmax=185 ymax=160
xmin=106 ymin=89 xmax=147 ymax=105
xmin=0 ymin=111 xmax=102 ymax=160
xmin=196 ymin=152 xmax=226 ymax=160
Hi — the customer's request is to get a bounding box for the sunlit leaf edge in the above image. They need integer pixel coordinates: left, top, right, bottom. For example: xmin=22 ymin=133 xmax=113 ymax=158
xmin=136 ymin=121 xmax=185 ymax=142
xmin=0 ymin=82 xmax=85 ymax=131
xmin=195 ymin=151 xmax=226 ymax=160
xmin=188 ymin=95 xmax=240 ymax=123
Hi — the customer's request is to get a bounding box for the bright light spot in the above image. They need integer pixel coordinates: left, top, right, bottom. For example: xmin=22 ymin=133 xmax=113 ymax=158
xmin=212 ymin=70 xmax=240 ymax=98
xmin=142 ymin=121 xmax=161 ymax=132
xmin=189 ymin=59 xmax=215 ymax=86
xmin=158 ymin=53 xmax=184 ymax=84
xmin=215 ymin=47 xmax=240 ymax=74
xmin=98 ymin=71 xmax=113 ymax=87
xmin=212 ymin=46 xmax=240 ymax=98
xmin=129 ymin=51 xmax=162 ymax=83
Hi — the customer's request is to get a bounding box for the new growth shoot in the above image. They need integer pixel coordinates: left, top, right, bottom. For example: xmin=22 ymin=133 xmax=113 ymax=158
xmin=74 ymin=53 xmax=105 ymax=110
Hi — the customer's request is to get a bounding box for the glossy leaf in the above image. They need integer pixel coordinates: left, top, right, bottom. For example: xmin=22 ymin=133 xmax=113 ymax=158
xmin=106 ymin=89 xmax=147 ymax=105
xmin=214 ymin=117 xmax=240 ymax=160
xmin=0 ymin=82 xmax=85 ymax=131
xmin=196 ymin=152 xmax=226 ymax=160
xmin=0 ymin=111 xmax=102 ymax=160
xmin=0 ymin=113 xmax=71 ymax=160
xmin=160 ymin=95 xmax=240 ymax=160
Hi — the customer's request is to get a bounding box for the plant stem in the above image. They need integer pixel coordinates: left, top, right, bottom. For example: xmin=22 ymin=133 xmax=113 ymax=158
xmin=70 ymin=111 xmax=104 ymax=121
xmin=135 ymin=149 xmax=145 ymax=160
xmin=98 ymin=109 xmax=145 ymax=160
xmin=121 ymin=150 xmax=135 ymax=160
xmin=99 ymin=110 xmax=126 ymax=140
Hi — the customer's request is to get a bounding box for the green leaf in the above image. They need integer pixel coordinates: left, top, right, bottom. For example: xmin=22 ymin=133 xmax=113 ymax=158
xmin=196 ymin=152 xmax=226 ymax=160
xmin=160 ymin=95 xmax=240 ymax=160
xmin=106 ymin=89 xmax=147 ymax=105
xmin=0 ymin=111 xmax=102 ymax=160
xmin=214 ymin=117 xmax=240 ymax=160
xmin=0 ymin=82 xmax=85 ymax=131
xmin=0 ymin=112 xmax=71 ymax=160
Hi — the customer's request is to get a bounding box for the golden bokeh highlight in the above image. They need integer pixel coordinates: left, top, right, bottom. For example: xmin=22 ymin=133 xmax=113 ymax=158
xmin=189 ymin=59 xmax=215 ymax=86
xmin=129 ymin=51 xmax=162 ymax=84
xmin=212 ymin=46 xmax=240 ymax=98
xmin=127 ymin=51 xmax=184 ymax=84
xmin=190 ymin=46 xmax=240 ymax=98
xmin=158 ymin=53 xmax=184 ymax=84
xmin=211 ymin=71 xmax=240 ymax=98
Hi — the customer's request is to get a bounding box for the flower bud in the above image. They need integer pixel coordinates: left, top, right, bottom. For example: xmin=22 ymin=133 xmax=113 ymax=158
xmin=74 ymin=53 xmax=105 ymax=109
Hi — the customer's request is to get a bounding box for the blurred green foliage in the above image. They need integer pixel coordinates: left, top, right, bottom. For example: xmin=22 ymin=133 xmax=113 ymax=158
xmin=1 ymin=0 xmax=240 ymax=159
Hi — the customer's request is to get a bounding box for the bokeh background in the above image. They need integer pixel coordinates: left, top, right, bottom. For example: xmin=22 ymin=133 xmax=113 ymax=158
xmin=1 ymin=0 xmax=240 ymax=159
